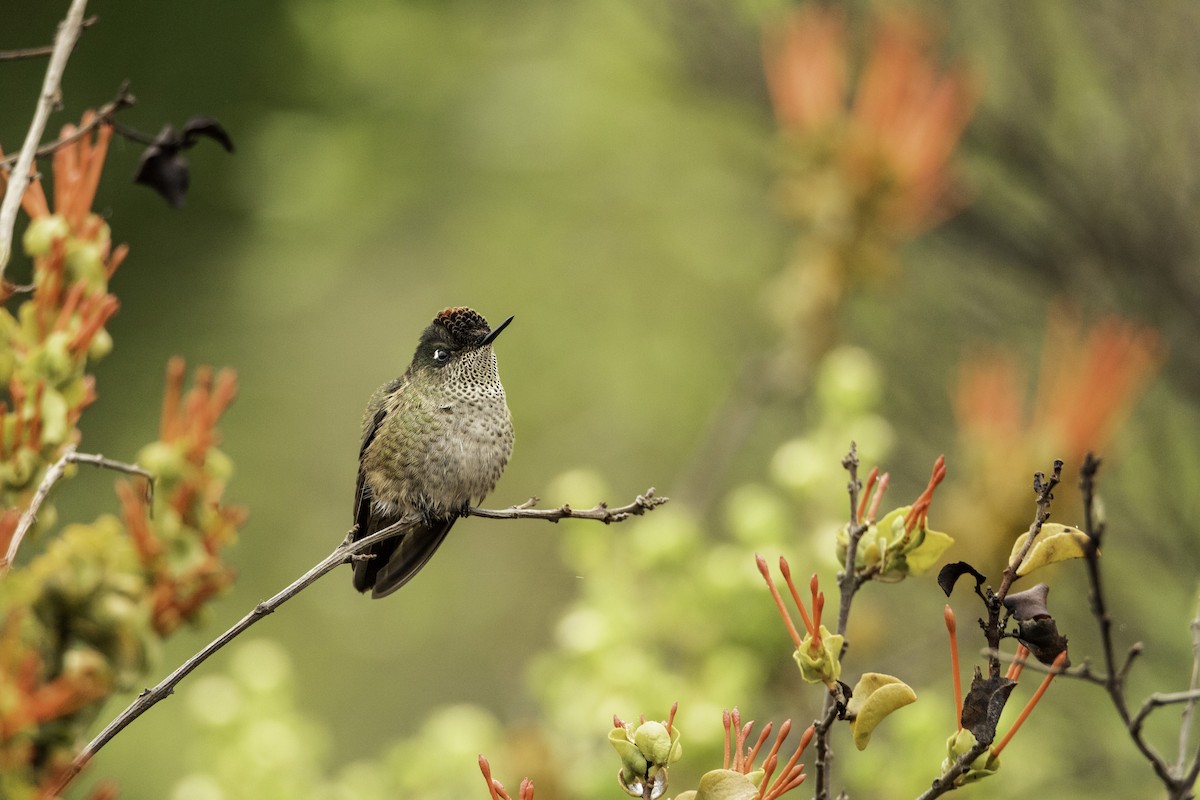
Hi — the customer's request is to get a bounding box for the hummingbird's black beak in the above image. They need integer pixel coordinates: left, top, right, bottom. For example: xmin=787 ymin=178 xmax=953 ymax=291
xmin=478 ymin=315 xmax=514 ymax=346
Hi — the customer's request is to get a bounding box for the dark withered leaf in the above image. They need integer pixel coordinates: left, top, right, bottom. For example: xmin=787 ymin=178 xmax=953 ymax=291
xmin=960 ymin=668 xmax=1017 ymax=745
xmin=1003 ymin=583 xmax=1051 ymax=620
xmin=134 ymin=125 xmax=188 ymax=208
xmin=182 ymin=116 xmax=235 ymax=152
xmin=133 ymin=118 xmax=235 ymax=208
xmin=1016 ymin=617 xmax=1070 ymax=666
xmin=938 ymin=561 xmax=987 ymax=597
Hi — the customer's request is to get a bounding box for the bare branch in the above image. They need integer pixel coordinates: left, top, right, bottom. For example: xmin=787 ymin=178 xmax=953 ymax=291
xmin=0 ymin=15 xmax=99 ymax=61
xmin=0 ymin=445 xmax=153 ymax=573
xmin=812 ymin=442 xmax=867 ymax=800
xmin=996 ymin=460 xmax=1062 ymax=603
xmin=0 ymin=0 xmax=92 ymax=281
xmin=0 ymin=84 xmax=137 ymax=173
xmin=915 ymin=737 xmax=990 ymax=800
xmin=1075 ymin=454 xmax=1197 ymax=798
xmin=47 ymin=487 xmax=663 ymax=795
xmin=467 ymin=487 xmax=666 ymax=523
xmin=1177 ymin=589 xmax=1200 ymax=774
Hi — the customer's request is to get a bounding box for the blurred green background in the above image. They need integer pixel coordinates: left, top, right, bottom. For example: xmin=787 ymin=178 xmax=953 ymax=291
xmin=4 ymin=1 xmax=1200 ymax=798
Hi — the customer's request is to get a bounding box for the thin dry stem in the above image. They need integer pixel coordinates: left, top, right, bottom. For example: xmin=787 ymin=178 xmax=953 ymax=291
xmin=0 ymin=445 xmax=153 ymax=573
xmin=466 ymin=487 xmax=666 ymax=523
xmin=0 ymin=0 xmax=91 ymax=280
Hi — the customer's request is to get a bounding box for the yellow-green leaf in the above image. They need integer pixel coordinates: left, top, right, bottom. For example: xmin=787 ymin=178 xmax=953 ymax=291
xmin=903 ymin=528 xmax=954 ymax=574
xmin=693 ymin=769 xmax=760 ymax=800
xmin=1009 ymin=523 xmax=1092 ymax=577
xmin=846 ymin=673 xmax=917 ymax=750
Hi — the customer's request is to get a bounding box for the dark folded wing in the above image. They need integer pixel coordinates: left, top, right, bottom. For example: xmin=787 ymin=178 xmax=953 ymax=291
xmin=351 ymin=403 xmax=458 ymax=597
xmin=352 ymin=407 xmax=391 ymax=593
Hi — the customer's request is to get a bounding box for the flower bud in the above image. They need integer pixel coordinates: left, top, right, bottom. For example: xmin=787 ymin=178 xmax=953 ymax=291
xmin=793 ymin=626 xmax=844 ymax=687
xmin=22 ymin=214 xmax=70 ymax=257
xmin=138 ymin=440 xmax=187 ymax=484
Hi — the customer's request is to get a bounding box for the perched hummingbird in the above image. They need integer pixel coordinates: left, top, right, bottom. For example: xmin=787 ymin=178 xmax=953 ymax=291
xmin=351 ymin=307 xmax=514 ymax=598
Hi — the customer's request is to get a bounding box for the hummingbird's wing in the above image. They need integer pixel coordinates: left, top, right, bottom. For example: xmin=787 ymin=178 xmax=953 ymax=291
xmin=350 ymin=403 xmax=460 ymax=598
xmin=351 ymin=406 xmax=390 ymax=594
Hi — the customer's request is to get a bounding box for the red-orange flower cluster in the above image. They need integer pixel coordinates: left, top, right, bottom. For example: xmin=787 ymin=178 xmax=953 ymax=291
xmin=764 ymin=6 xmax=976 ymax=237
xmin=722 ymin=707 xmax=813 ymax=800
xmin=118 ymin=358 xmax=245 ymax=635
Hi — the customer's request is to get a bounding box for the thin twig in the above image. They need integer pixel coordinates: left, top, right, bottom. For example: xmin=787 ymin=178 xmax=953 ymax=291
xmin=1179 ymin=590 xmax=1200 ymax=774
xmin=1133 ymin=691 xmax=1200 ymax=736
xmin=0 ymin=15 xmax=99 ymax=61
xmin=996 ymin=460 xmax=1062 ymax=603
xmin=812 ymin=443 xmax=868 ymax=800
xmin=466 ymin=487 xmax=666 ymax=523
xmin=834 ymin=443 xmax=867 ymax=643
xmin=0 ymin=0 xmax=91 ymax=281
xmin=978 ymin=460 xmax=1062 ymax=684
xmin=47 ymin=489 xmax=663 ymax=797
xmin=812 ymin=698 xmax=840 ymax=800
xmin=0 ymin=84 xmax=137 ymax=173
xmin=0 ymin=444 xmax=154 ymax=573
xmin=1077 ymin=454 xmax=1192 ymax=797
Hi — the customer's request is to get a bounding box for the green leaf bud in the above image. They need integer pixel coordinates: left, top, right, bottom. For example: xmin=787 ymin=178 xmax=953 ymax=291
xmin=793 ymin=626 xmax=844 ymax=686
xmin=64 ymin=238 xmax=107 ymax=291
xmin=3 ymin=447 xmax=39 ymax=488
xmin=88 ymin=327 xmax=114 ymax=361
xmin=39 ymin=388 xmax=70 ymax=446
xmin=22 ymin=214 xmax=70 ymax=257
xmin=941 ymin=728 xmax=1000 ymax=785
xmin=37 ymin=331 xmax=77 ymax=386
xmin=138 ymin=440 xmax=188 ymax=484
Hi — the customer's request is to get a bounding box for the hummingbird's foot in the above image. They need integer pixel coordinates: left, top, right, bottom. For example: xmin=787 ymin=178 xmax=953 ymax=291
xmin=416 ymin=502 xmax=443 ymax=532
xmin=458 ymin=499 xmax=472 ymax=519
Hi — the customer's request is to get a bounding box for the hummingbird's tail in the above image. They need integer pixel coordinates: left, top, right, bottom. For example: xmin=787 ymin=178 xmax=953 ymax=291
xmin=351 ymin=509 xmax=458 ymax=598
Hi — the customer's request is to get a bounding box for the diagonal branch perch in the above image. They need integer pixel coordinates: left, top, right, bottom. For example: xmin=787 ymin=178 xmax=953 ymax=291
xmin=46 ymin=487 xmax=666 ymax=797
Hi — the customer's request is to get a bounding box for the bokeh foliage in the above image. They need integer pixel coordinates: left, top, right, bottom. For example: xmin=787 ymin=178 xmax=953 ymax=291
xmin=3 ymin=0 xmax=1200 ymax=798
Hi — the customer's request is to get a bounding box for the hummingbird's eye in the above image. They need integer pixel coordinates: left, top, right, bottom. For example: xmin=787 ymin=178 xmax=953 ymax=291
xmin=432 ymin=348 xmax=450 ymax=364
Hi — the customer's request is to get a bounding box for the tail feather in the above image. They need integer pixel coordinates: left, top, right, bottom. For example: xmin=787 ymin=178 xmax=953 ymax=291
xmin=368 ymin=516 xmax=457 ymax=598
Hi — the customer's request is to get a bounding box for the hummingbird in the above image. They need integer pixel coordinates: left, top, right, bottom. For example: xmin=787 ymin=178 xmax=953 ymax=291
xmin=351 ymin=307 xmax=514 ymax=598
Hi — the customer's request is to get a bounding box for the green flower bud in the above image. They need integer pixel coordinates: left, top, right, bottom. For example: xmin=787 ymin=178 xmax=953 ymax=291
xmin=65 ymin=238 xmax=107 ymax=291
xmin=138 ymin=440 xmax=187 ymax=484
xmin=793 ymin=626 xmax=843 ymax=687
xmin=88 ymin=327 xmax=114 ymax=361
xmin=39 ymin=388 xmax=70 ymax=446
xmin=204 ymin=447 xmax=235 ymax=482
xmin=3 ymin=447 xmax=40 ymax=488
xmin=942 ymin=728 xmax=1000 ymax=785
xmin=37 ymin=330 xmax=77 ymax=386
xmin=22 ymin=214 xmax=70 ymax=257
xmin=609 ymin=728 xmax=649 ymax=784
xmin=633 ymin=721 xmax=674 ymax=769
xmin=610 ymin=718 xmax=682 ymax=799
